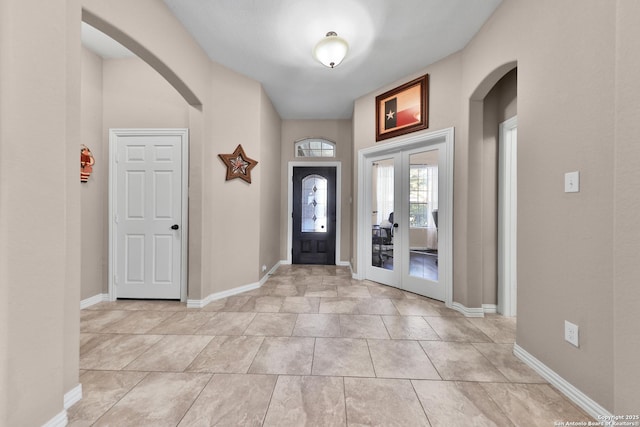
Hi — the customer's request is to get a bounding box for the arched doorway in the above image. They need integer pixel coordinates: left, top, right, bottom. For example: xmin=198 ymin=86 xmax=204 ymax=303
xmin=468 ymin=64 xmax=518 ymax=316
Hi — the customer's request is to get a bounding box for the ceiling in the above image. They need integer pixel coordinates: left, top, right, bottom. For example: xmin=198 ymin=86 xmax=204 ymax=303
xmin=82 ymin=0 xmax=502 ymax=120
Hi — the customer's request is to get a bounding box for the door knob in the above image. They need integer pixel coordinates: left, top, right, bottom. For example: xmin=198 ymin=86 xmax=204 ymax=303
xmin=393 ymin=223 xmax=399 ymax=228
xmin=171 ymin=224 xmax=179 ymax=230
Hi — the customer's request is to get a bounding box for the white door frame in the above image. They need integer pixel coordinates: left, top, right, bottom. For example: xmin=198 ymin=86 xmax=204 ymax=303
xmin=287 ymin=161 xmax=343 ymax=265
xmin=498 ymin=116 xmax=517 ymax=316
xmin=356 ymin=127 xmax=454 ymax=307
xmin=108 ymin=128 xmax=189 ymax=302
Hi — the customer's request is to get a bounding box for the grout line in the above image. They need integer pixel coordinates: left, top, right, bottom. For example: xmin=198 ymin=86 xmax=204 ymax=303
xmin=175 ymin=372 xmax=215 ymax=426
xmin=409 ymin=379 xmax=433 ymax=425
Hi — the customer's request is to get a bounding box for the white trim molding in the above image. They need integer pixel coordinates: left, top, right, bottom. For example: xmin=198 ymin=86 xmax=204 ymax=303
xmin=451 ymin=302 xmax=485 ymax=317
xmin=482 ymin=304 xmax=498 ymax=314
xmin=187 ymin=282 xmax=260 ymax=309
xmin=513 ymin=343 xmax=613 ymax=419
xmin=41 ymin=410 xmax=67 ymax=427
xmin=498 ymin=116 xmax=518 ymax=317
xmin=64 ymin=384 xmax=83 ymax=409
xmin=187 ymin=262 xmax=281 ymax=308
xmin=80 ymin=293 xmax=110 ymax=309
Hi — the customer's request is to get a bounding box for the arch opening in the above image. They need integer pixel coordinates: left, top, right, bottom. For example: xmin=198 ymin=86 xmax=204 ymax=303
xmin=81 ymin=9 xmax=202 ymax=109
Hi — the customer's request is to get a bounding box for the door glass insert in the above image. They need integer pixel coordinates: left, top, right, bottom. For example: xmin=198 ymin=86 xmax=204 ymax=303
xmin=301 ymin=174 xmax=328 ymax=233
xmin=371 ymin=158 xmax=395 ymax=270
xmin=408 ymin=150 xmax=439 ymax=281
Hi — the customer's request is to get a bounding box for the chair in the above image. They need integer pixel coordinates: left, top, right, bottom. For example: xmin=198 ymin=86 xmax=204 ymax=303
xmin=372 ymin=224 xmax=393 ymax=266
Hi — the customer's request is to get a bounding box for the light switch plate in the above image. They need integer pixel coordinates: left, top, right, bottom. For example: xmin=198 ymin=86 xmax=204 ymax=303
xmin=565 ymin=171 xmax=580 ymax=193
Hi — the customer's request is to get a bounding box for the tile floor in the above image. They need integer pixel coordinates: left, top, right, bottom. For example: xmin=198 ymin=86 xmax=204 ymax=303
xmin=70 ymin=265 xmax=593 ymax=426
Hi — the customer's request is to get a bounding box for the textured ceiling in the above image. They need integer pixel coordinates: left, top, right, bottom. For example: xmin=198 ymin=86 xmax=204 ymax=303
xmin=83 ymin=0 xmax=502 ymax=119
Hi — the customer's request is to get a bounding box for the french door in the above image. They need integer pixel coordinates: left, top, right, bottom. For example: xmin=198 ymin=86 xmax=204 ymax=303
xmin=362 ymin=130 xmax=452 ymax=302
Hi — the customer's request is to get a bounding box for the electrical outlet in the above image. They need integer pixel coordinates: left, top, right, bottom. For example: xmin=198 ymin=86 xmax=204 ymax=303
xmin=262 ymin=265 xmax=267 ymax=272
xmin=564 ymin=320 xmax=579 ymax=347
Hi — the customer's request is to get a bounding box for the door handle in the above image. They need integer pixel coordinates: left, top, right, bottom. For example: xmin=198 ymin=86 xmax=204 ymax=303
xmin=171 ymin=224 xmax=179 ymax=230
xmin=393 ymin=223 xmax=399 ymax=228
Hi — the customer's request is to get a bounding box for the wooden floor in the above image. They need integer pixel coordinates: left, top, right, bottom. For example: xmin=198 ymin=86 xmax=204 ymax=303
xmin=374 ymin=250 xmax=438 ymax=282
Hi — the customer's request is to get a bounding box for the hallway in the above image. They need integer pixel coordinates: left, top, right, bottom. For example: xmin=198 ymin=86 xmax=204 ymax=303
xmin=72 ymin=265 xmax=591 ymax=426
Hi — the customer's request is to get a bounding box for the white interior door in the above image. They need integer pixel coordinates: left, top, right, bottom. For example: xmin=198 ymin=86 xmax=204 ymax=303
xmin=110 ymin=129 xmax=188 ymax=300
xmin=360 ymin=128 xmax=453 ymax=304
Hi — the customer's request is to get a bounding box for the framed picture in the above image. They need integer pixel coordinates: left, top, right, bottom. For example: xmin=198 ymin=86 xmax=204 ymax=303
xmin=375 ymin=74 xmax=429 ymax=142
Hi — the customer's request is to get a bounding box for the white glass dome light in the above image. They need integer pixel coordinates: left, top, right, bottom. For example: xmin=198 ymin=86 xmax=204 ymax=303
xmin=313 ymin=31 xmax=349 ymax=68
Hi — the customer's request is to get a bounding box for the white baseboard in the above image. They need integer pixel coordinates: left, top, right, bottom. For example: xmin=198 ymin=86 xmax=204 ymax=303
xmin=41 ymin=410 xmax=67 ymax=427
xmin=451 ymin=301 xmax=485 ymax=317
xmin=64 ymin=383 xmax=82 ymax=409
xmin=187 ymin=262 xmax=282 ymax=309
xmin=80 ymin=293 xmax=109 ymax=309
xmin=482 ymin=304 xmax=497 ymax=314
xmin=187 ymin=282 xmax=261 ymax=308
xmin=513 ymin=343 xmax=612 ymax=419
xmin=262 ymin=262 xmax=281 ymax=283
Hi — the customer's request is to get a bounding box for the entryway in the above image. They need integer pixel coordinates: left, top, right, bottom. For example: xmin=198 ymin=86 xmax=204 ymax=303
xmin=291 ymin=166 xmax=337 ymax=265
xmin=287 ymin=162 xmax=342 ymax=265
xmin=358 ymin=128 xmax=453 ymax=304
xmin=109 ymin=128 xmax=189 ymax=300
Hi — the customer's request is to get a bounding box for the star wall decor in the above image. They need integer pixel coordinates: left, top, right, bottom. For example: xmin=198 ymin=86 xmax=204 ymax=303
xmin=218 ymin=144 xmax=258 ymax=183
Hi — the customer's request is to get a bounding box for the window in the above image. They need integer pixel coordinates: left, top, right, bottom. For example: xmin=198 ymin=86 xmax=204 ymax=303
xmin=295 ymin=138 xmax=336 ymax=158
xmin=409 ymin=165 xmax=438 ymax=228
xmin=301 ymin=175 xmax=328 ymax=233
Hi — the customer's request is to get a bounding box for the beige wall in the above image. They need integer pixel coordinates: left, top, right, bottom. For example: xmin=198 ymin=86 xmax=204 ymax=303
xmin=82 ymin=0 xmax=213 ymax=302
xmin=3 ymin=0 xmax=638 ymax=423
xmin=352 ymin=0 xmax=636 ymax=413
xmin=259 ymin=88 xmax=283 ymax=278
xmin=80 ymin=51 xmax=283 ymax=304
xmin=103 ymin=58 xmax=190 ymax=129
xmin=280 ymin=120 xmax=353 ymax=263
xmin=0 ymin=0 xmax=81 ymax=424
xmin=481 ymin=69 xmax=517 ymax=305
xmin=80 ymin=47 xmax=106 ymax=300
xmin=613 ymin=0 xmax=640 ymax=414
xmin=80 ymin=0 xmax=284 ymax=302
xmin=207 ymin=62 xmax=262 ymax=295
xmin=352 ymin=52 xmax=462 ymax=271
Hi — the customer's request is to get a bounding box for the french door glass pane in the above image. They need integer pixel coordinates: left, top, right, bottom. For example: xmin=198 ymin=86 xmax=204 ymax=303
xmin=371 ymin=158 xmax=394 ymax=269
xmin=408 ymin=150 xmax=438 ymax=281
xmin=301 ymin=175 xmax=328 ymax=232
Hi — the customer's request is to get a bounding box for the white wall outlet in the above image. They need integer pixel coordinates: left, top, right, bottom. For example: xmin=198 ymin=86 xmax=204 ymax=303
xmin=565 ymin=171 xmax=580 ymax=193
xmin=262 ymin=265 xmax=267 ymax=272
xmin=564 ymin=320 xmax=579 ymax=347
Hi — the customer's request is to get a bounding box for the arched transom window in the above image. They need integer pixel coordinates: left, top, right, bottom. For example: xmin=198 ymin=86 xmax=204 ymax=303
xmin=295 ymin=138 xmax=336 ymax=158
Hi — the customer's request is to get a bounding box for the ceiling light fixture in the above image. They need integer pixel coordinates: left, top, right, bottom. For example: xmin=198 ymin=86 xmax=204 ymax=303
xmin=313 ymin=31 xmax=349 ymax=68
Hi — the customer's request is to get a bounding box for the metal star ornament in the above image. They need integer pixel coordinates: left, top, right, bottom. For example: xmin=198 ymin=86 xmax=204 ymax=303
xmin=218 ymin=144 xmax=258 ymax=183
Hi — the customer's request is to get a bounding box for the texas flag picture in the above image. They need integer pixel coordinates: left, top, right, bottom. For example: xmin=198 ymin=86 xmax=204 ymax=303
xmin=383 ymin=84 xmax=421 ymax=130
xmin=376 ymin=74 xmax=428 ymax=141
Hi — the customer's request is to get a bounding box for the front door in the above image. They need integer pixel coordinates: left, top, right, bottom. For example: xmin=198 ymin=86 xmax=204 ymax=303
xmin=292 ymin=167 xmax=336 ymax=265
xmin=111 ymin=129 xmax=188 ymax=300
